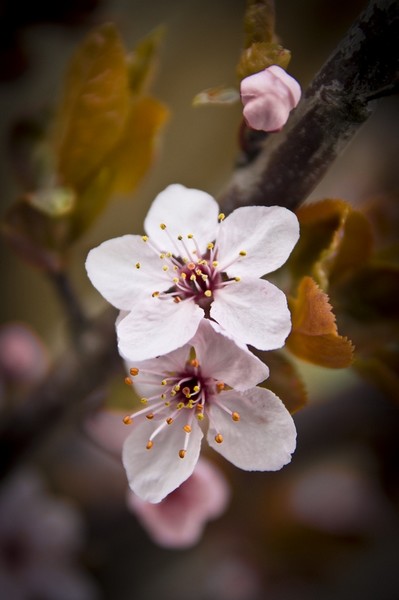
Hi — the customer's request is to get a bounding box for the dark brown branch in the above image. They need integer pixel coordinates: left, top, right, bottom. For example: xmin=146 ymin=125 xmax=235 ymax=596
xmin=219 ymin=0 xmax=399 ymax=213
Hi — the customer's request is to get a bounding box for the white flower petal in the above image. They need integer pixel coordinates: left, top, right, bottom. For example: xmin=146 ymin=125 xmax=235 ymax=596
xmin=194 ymin=320 xmax=268 ymax=390
xmin=217 ymin=206 xmax=299 ymax=278
xmin=210 ymin=278 xmax=292 ymax=350
xmin=117 ymin=298 xmax=203 ymax=361
xmin=207 ymin=388 xmax=296 ymax=470
xmin=144 ymin=184 xmax=219 ymax=253
xmin=86 ymin=235 xmax=168 ymax=310
xmin=122 ymin=413 xmax=203 ymax=503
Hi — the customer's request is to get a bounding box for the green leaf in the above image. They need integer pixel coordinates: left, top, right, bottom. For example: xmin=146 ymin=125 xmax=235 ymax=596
xmin=237 ymin=42 xmax=291 ymax=80
xmin=127 ymin=26 xmax=165 ymax=94
xmin=192 ymin=86 xmax=240 ymax=106
xmin=54 ymin=23 xmax=130 ymax=189
xmin=107 ymin=96 xmax=169 ymax=195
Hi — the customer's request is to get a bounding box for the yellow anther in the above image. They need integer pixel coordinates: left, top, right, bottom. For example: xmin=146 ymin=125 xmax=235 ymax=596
xmin=146 ymin=413 xmax=154 ymax=420
xmin=197 ymin=413 xmax=205 ymax=421
xmin=201 ymin=275 xmax=208 ymax=281
xmin=195 ymin=268 xmax=202 ymax=276
xmin=216 ymin=381 xmax=225 ymax=392
xmin=212 ymin=261 xmax=219 ymax=267
xmin=166 ymin=252 xmax=172 ymax=258
xmin=140 ymin=398 xmax=148 ymax=404
xmin=160 ymin=223 xmax=167 ymax=230
xmin=173 ymin=277 xmax=179 ymax=283
xmin=187 ymin=233 xmax=193 ymax=239
xmin=187 ymin=262 xmax=196 ymax=270
xmin=124 ymin=377 xmax=132 ymax=386
xmin=177 ymin=235 xmax=183 ymax=241
xmin=142 ymin=235 xmax=148 ymax=242
xmin=170 ymin=390 xmax=177 ymax=397
xmin=161 ymin=379 xmax=168 ymax=386
xmin=232 ymin=411 xmax=240 ymax=422
xmin=207 ymin=242 xmax=214 ymax=250
xmin=181 ymin=272 xmax=187 ymax=279
xmin=166 ymin=417 xmax=174 ymax=425
xmin=162 ymin=265 xmax=169 ymax=272
xmin=193 ymin=385 xmax=200 ymax=393
xmin=123 ymin=416 xmax=133 ymax=425
xmin=177 ymin=402 xmax=184 ymax=410
xmin=183 ymin=424 xmax=192 ymax=433
xmin=179 ymin=449 xmax=186 ymax=459
xmin=215 ymin=433 xmax=224 ymax=444
xmin=159 ymin=253 xmax=165 ymax=259
xmin=152 ymin=291 xmax=160 ymax=297
xmin=135 ymin=262 xmax=141 ymax=269
xmin=173 ymin=265 xmax=178 ymax=271
xmin=218 ymin=213 xmax=225 ymax=221
xmin=234 ymin=276 xmax=241 ymax=282
xmin=130 ymin=367 xmax=139 ymax=376
xmin=161 ymin=393 xmax=166 ymax=400
xmin=239 ymin=250 xmax=247 ymax=256
xmin=146 ymin=440 xmax=153 ymax=450
xmin=204 ymin=290 xmax=212 ymax=298
xmin=187 ymin=400 xmax=194 ymax=408
xmin=190 ymin=274 xmax=196 ymax=281
xmin=164 ymin=401 xmax=170 ymax=407
xmin=182 ymin=257 xmax=189 ymax=263
xmin=174 ymin=385 xmax=181 ymax=392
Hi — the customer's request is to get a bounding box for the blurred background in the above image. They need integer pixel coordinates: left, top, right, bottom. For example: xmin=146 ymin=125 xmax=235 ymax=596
xmin=1 ymin=1 xmax=399 ymax=599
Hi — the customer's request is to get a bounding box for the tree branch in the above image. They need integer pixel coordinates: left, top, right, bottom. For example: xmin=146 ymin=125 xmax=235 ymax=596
xmin=219 ymin=0 xmax=399 ymax=214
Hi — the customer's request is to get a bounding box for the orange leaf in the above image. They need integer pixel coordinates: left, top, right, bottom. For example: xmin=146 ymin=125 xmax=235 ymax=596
xmin=287 ymin=276 xmax=354 ymax=368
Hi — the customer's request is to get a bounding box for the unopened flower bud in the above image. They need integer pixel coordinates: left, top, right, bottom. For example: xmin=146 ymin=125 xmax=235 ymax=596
xmin=240 ymin=65 xmax=301 ymax=132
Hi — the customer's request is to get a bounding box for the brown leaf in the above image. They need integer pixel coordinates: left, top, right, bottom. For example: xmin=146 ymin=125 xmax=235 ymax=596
xmin=287 ymin=276 xmax=354 ymax=368
xmin=54 ymin=23 xmax=130 ymax=189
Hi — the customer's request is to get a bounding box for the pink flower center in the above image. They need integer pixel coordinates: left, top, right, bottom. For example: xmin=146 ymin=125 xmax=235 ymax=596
xmin=138 ymin=218 xmax=243 ymax=312
xmin=123 ymin=355 xmax=240 ymax=458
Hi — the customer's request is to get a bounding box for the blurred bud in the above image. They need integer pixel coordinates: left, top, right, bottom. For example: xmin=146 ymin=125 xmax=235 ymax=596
xmin=127 ymin=458 xmax=230 ymax=549
xmin=240 ymin=65 xmax=301 ymax=132
xmin=0 ymin=323 xmax=48 ymax=385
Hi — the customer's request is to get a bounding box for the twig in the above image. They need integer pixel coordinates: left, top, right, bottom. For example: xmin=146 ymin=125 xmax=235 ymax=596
xmin=219 ymin=0 xmax=399 ymax=214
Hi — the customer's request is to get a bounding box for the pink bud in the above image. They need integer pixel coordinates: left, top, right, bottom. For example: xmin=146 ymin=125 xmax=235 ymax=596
xmin=127 ymin=458 xmax=230 ymax=548
xmin=240 ymin=65 xmax=301 ymax=132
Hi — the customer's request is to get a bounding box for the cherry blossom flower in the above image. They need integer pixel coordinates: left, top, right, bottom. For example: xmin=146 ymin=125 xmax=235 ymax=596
xmin=127 ymin=458 xmax=230 ymax=548
xmin=121 ymin=319 xmax=296 ymax=502
xmin=86 ymin=184 xmax=299 ymax=361
xmin=240 ymin=65 xmax=301 ymax=132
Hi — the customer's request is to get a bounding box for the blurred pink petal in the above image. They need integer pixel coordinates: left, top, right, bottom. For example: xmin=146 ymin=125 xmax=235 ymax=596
xmin=240 ymin=65 xmax=301 ymax=132
xmin=0 ymin=322 xmax=48 ymax=385
xmin=127 ymin=458 xmax=230 ymax=548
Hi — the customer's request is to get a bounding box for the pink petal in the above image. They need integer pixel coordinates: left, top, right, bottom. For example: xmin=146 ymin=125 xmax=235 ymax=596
xmin=217 ymin=205 xmax=299 ymax=278
xmin=240 ymin=65 xmax=301 ymax=132
xmin=86 ymin=235 xmax=167 ymax=310
xmin=210 ymin=278 xmax=292 ymax=351
xmin=122 ymin=412 xmax=203 ymax=503
xmin=117 ymin=297 xmax=204 ymax=361
xmin=144 ymin=184 xmax=219 ymax=254
xmin=207 ymin=388 xmax=296 ymax=470
xmin=193 ymin=320 xmax=268 ymax=390
xmin=126 ymin=458 xmax=230 ymax=548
